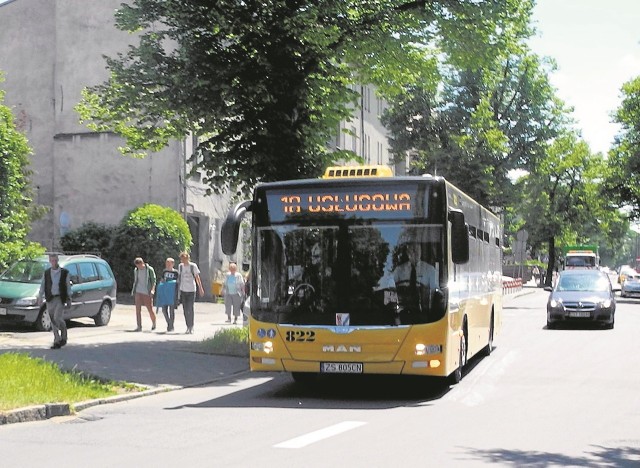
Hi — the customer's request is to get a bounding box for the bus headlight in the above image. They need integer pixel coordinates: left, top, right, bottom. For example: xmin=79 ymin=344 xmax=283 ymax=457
xmin=415 ymin=343 xmax=427 ymax=356
xmin=251 ymin=341 xmax=274 ymax=353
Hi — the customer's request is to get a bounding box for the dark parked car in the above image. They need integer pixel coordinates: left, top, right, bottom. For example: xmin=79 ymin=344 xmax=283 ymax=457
xmin=0 ymin=254 xmax=117 ymax=331
xmin=546 ymin=269 xmax=615 ymax=329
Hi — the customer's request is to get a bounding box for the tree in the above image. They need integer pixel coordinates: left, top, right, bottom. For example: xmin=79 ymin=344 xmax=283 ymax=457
xmin=604 ymin=76 xmax=640 ymax=218
xmin=76 ymin=0 xmax=535 ymax=195
xmin=108 ymin=204 xmax=191 ymax=290
xmin=516 ymin=134 xmax=607 ymax=285
xmin=383 ymin=50 xmax=564 ymax=208
xmin=0 ymin=76 xmax=44 ymax=269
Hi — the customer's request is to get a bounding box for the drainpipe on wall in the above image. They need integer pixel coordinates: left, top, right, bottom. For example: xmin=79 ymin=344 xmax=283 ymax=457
xmin=182 ymin=137 xmax=188 ymax=220
xmin=360 ymin=85 xmax=365 ymax=160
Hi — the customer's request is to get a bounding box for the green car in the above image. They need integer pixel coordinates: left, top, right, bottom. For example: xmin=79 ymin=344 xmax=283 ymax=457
xmin=0 ymin=254 xmax=117 ymax=331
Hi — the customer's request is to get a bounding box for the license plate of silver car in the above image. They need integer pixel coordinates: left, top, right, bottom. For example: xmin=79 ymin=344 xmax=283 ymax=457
xmin=320 ymin=362 xmax=363 ymax=373
xmin=0 ymin=307 xmax=6 ymax=315
xmin=568 ymin=311 xmax=590 ymax=318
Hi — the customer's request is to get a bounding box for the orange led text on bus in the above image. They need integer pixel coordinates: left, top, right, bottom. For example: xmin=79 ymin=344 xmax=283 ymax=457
xmin=280 ymin=192 xmax=412 ymax=214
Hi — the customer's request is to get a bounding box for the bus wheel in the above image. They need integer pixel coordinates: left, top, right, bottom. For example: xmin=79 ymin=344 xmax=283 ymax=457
xmin=291 ymin=372 xmax=318 ymax=385
xmin=483 ymin=313 xmax=494 ymax=356
xmin=449 ymin=334 xmax=467 ymax=385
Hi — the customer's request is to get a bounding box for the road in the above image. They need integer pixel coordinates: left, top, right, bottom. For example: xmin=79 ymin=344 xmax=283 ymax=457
xmin=1 ymin=289 xmax=640 ymax=467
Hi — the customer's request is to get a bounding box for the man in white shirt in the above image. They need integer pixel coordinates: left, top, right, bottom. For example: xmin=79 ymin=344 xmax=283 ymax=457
xmin=178 ymin=251 xmax=204 ymax=334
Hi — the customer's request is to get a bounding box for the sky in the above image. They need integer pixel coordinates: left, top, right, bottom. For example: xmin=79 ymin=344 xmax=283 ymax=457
xmin=529 ymin=0 xmax=640 ymax=154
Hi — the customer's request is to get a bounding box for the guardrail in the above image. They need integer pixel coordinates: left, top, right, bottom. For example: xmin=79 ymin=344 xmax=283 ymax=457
xmin=503 ymin=278 xmax=523 ymax=295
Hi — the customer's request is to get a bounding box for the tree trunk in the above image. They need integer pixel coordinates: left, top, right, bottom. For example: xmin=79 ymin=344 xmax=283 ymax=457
xmin=545 ymin=236 xmax=556 ymax=287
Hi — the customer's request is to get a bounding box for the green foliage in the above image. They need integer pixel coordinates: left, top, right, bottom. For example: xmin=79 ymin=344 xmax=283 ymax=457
xmin=59 ymin=222 xmax=115 ymax=256
xmin=76 ymin=0 xmax=536 ymax=195
xmin=383 ymin=49 xmax=565 ymax=208
xmin=515 ymin=133 xmax=612 ymax=281
xmin=604 ymin=76 xmax=640 ymax=218
xmin=109 ymin=204 xmax=191 ymax=290
xmin=199 ymin=327 xmax=249 ymax=358
xmin=0 ymin=352 xmax=121 ymax=411
xmin=0 ymin=76 xmax=45 ymax=269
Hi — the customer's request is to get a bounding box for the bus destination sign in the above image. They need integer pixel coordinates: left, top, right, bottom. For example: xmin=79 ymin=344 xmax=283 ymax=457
xmin=278 ymin=191 xmax=412 ymax=215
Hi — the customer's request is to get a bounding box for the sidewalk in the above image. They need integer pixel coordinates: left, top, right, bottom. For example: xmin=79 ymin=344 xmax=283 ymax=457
xmin=0 ymin=299 xmax=250 ymax=425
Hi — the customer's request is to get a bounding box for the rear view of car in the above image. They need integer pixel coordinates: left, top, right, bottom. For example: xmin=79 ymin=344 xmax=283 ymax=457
xmin=546 ymin=270 xmax=615 ymax=329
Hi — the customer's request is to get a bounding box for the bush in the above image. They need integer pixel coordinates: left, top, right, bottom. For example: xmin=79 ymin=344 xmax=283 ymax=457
xmin=0 ymin=77 xmax=45 ymax=269
xmin=109 ymin=204 xmax=191 ymax=291
xmin=59 ymin=222 xmax=115 ymax=256
xmin=199 ymin=327 xmax=249 ymax=357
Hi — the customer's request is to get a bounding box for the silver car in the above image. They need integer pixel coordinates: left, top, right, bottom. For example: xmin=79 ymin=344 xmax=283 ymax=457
xmin=621 ymin=273 xmax=640 ymax=298
xmin=546 ymin=270 xmax=615 ymax=329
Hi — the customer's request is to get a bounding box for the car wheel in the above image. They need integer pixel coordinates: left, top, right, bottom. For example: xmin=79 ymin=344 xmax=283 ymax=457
xmin=93 ymin=301 xmax=112 ymax=326
xmin=449 ymin=332 xmax=467 ymax=385
xmin=34 ymin=306 xmax=52 ymax=331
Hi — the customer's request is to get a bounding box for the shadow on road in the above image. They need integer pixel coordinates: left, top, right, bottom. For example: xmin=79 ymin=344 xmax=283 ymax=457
xmin=169 ymin=348 xmax=498 ymax=410
xmin=0 ymin=339 xmax=248 ymax=388
xmin=461 ymin=444 xmax=640 ymax=467
xmin=169 ymin=372 xmax=454 ymax=411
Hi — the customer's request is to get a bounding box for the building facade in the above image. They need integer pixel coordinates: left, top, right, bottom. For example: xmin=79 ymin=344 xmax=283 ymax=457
xmin=0 ymin=0 xmax=394 ymax=294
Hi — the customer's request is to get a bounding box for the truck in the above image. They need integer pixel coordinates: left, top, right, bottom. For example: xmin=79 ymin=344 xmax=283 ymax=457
xmin=562 ymin=245 xmax=599 ymax=270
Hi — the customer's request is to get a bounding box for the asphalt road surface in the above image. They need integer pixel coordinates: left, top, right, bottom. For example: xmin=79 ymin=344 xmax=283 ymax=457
xmin=1 ymin=289 xmax=640 ymax=467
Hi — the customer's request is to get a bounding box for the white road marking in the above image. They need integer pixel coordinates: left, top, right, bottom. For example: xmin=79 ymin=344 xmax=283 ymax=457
xmin=274 ymin=421 xmax=367 ymax=449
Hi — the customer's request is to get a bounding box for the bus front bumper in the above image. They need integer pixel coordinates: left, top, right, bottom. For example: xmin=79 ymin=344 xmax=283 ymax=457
xmin=250 ymin=357 xmax=448 ymax=377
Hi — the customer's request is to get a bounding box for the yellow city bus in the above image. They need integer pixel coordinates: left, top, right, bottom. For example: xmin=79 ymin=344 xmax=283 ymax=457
xmin=222 ymin=165 xmax=502 ymax=384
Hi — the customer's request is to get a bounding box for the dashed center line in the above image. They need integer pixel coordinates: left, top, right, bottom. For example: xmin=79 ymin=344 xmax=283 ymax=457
xmin=274 ymin=421 xmax=367 ymax=449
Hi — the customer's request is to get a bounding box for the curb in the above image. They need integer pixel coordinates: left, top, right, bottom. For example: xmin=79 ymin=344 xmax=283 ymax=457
xmin=0 ymin=368 xmax=250 ymax=426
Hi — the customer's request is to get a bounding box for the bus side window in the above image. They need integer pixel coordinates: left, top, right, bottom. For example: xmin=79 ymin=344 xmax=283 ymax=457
xmin=449 ymin=210 xmax=469 ymax=264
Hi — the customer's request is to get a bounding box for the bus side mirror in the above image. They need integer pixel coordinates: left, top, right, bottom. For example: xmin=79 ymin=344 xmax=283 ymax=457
xmin=449 ymin=209 xmax=469 ymax=264
xmin=221 ymin=200 xmax=252 ymax=255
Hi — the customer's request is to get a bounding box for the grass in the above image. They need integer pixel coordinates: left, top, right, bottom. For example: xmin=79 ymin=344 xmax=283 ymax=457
xmin=197 ymin=326 xmax=249 ymax=357
xmin=0 ymin=352 xmax=134 ymax=412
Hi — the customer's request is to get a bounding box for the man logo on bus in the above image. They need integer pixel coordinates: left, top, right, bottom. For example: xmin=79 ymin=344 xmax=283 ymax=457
xmin=336 ymin=313 xmax=350 ymax=326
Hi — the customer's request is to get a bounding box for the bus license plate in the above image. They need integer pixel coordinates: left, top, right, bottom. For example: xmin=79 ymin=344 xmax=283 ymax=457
xmin=320 ymin=362 xmax=363 ymax=374
xmin=0 ymin=307 xmax=6 ymax=315
xmin=569 ymin=311 xmax=590 ymax=318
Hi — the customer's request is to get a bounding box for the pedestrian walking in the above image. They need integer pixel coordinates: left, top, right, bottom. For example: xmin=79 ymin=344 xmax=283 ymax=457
xmin=131 ymin=257 xmax=157 ymax=331
xmin=157 ymin=257 xmax=179 ymax=332
xmin=41 ymin=253 xmax=72 ymax=349
xmin=177 ymin=251 xmax=204 ymax=334
xmin=222 ymin=262 xmax=245 ymax=324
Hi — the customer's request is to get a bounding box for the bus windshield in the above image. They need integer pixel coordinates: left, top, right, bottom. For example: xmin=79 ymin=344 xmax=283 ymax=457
xmin=254 ymin=223 xmax=445 ymax=327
